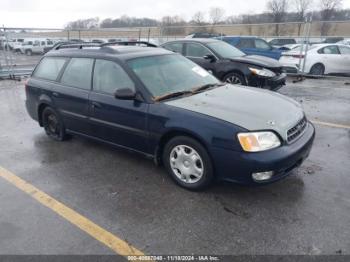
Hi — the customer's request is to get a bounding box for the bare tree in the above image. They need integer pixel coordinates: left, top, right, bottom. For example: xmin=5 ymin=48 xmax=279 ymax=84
xmin=267 ymin=0 xmax=289 ymax=35
xmin=209 ymin=7 xmax=225 ymax=25
xmin=293 ymin=0 xmax=312 ymax=35
xmin=320 ymin=0 xmax=343 ymax=35
xmin=161 ymin=15 xmax=186 ymax=35
xmin=192 ymin=11 xmax=206 ymax=25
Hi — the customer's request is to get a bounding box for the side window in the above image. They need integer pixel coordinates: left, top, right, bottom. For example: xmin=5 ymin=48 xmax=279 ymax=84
xmin=163 ymin=43 xmax=183 ymax=54
xmin=41 ymin=41 xmax=46 ymax=46
xmin=186 ymin=43 xmax=212 ymax=57
xmin=339 ymin=46 xmax=350 ymax=54
xmin=61 ymin=58 xmax=94 ymax=90
xmin=237 ymin=39 xmax=254 ymax=48
xmin=33 ymin=57 xmax=67 ymax=81
xmin=47 ymin=40 xmax=53 ymax=45
xmin=318 ymin=46 xmax=340 ymax=54
xmin=255 ymin=39 xmax=271 ymax=50
xmin=93 ymin=59 xmax=135 ymax=95
xmin=270 ymin=39 xmax=278 ymax=45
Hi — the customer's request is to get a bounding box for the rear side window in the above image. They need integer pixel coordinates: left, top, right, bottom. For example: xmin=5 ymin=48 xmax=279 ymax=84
xmin=186 ymin=43 xmax=212 ymax=57
xmin=339 ymin=46 xmax=350 ymax=54
xmin=163 ymin=43 xmax=183 ymax=54
xmin=237 ymin=38 xmax=254 ymax=48
xmin=61 ymin=58 xmax=94 ymax=90
xmin=93 ymin=59 xmax=135 ymax=95
xmin=255 ymin=39 xmax=271 ymax=50
xmin=318 ymin=46 xmax=340 ymax=54
xmin=33 ymin=57 xmax=67 ymax=81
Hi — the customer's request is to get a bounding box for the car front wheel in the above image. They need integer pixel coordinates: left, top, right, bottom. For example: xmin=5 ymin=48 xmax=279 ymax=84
xmin=163 ymin=136 xmax=214 ymax=190
xmin=224 ymin=72 xmax=247 ymax=85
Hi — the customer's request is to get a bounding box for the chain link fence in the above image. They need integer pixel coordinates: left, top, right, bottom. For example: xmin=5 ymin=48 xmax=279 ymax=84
xmin=1 ymin=20 xmax=350 ymax=80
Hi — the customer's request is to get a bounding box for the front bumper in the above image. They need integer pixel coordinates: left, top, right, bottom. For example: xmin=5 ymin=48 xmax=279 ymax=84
xmin=248 ymin=73 xmax=287 ymax=91
xmin=265 ymin=73 xmax=287 ymax=91
xmin=210 ymin=122 xmax=315 ymax=185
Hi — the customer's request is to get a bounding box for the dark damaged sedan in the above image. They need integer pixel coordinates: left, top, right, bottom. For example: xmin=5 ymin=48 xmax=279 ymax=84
xmin=161 ymin=38 xmax=286 ymax=91
xmin=25 ymin=43 xmax=314 ymax=190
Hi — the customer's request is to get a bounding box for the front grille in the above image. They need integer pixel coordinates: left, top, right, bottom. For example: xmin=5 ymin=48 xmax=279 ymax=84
xmin=287 ymin=117 xmax=307 ymax=143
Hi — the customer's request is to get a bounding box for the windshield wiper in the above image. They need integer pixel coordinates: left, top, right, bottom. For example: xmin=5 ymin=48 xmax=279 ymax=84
xmin=191 ymin=83 xmax=226 ymax=94
xmin=153 ymin=90 xmax=192 ymax=102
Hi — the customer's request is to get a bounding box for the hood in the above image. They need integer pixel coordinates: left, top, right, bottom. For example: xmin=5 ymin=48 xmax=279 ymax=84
xmin=229 ymin=55 xmax=282 ymax=68
xmin=165 ymin=85 xmax=304 ymax=141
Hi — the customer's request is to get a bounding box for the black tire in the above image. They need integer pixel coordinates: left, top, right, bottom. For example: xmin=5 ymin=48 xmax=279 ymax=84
xmin=162 ymin=136 xmax=214 ymax=190
xmin=42 ymin=107 xmax=68 ymax=141
xmin=223 ymin=72 xmax=247 ymax=86
xmin=25 ymin=49 xmax=32 ymax=56
xmin=309 ymin=63 xmax=325 ymax=76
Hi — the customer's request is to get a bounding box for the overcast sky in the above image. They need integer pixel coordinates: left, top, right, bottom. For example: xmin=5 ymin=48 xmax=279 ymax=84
xmin=1 ymin=0 xmax=350 ymax=28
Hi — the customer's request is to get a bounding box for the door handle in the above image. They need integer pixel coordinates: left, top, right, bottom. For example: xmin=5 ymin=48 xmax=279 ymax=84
xmin=91 ymin=101 xmax=102 ymax=109
xmin=52 ymin=92 xmax=59 ymax=97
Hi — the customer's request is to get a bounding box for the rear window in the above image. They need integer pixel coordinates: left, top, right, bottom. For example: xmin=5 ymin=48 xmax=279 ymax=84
xmin=33 ymin=57 xmax=67 ymax=81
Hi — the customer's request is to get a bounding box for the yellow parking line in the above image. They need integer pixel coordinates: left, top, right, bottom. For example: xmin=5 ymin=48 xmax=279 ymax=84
xmin=311 ymin=120 xmax=350 ymax=130
xmin=0 ymin=166 xmax=145 ymax=256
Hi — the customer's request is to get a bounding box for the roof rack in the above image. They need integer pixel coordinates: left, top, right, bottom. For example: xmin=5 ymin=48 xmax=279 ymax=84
xmin=54 ymin=42 xmax=101 ymax=50
xmin=101 ymin=41 xmax=158 ymax=48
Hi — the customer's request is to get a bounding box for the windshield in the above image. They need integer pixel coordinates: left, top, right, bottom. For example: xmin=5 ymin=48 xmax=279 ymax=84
xmin=207 ymin=41 xmax=245 ymax=58
xmin=127 ymin=54 xmax=220 ymax=98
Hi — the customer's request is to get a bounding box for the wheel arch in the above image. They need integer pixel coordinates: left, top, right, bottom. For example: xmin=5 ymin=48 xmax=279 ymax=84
xmin=154 ymin=129 xmax=212 ymax=166
xmin=309 ymin=62 xmax=325 ymax=75
xmin=37 ymin=95 xmax=54 ymax=126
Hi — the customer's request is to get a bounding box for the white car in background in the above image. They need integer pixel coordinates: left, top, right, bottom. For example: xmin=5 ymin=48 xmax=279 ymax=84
xmin=20 ymin=39 xmax=54 ymax=55
xmin=279 ymin=44 xmax=350 ymax=75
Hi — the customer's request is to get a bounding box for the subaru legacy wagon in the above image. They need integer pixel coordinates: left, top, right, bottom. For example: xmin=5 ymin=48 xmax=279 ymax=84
xmin=25 ymin=43 xmax=315 ymax=190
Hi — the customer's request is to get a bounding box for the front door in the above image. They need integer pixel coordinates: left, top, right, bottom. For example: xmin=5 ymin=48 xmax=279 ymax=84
xmin=88 ymin=59 xmax=149 ymax=153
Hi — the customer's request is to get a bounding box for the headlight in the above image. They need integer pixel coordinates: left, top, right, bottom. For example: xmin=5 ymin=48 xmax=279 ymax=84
xmin=249 ymin=67 xmax=276 ymax=78
xmin=237 ymin=132 xmax=281 ymax=152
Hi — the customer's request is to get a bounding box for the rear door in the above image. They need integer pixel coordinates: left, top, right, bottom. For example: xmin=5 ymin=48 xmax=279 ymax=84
xmin=318 ymin=45 xmax=342 ymax=73
xmin=184 ymin=42 xmax=217 ymax=74
xmin=52 ymin=57 xmax=94 ymax=134
xmin=88 ymin=59 xmax=149 ymax=152
xmin=338 ymin=45 xmax=350 ymax=74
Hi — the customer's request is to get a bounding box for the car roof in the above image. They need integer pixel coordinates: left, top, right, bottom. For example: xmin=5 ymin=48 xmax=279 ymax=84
xmin=163 ymin=38 xmax=220 ymax=44
xmin=221 ymin=36 xmax=258 ymax=39
xmin=45 ymin=45 xmax=173 ymax=61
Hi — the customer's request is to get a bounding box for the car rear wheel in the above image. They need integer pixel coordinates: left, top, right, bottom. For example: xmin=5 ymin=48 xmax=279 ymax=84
xmin=224 ymin=72 xmax=247 ymax=85
xmin=42 ymin=107 xmax=68 ymax=141
xmin=310 ymin=63 xmax=325 ymax=76
xmin=25 ymin=49 xmax=32 ymax=56
xmin=163 ymin=136 xmax=214 ymax=190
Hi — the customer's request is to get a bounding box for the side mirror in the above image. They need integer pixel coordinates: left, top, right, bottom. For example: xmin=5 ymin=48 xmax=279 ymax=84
xmin=114 ymin=88 xmax=136 ymax=100
xmin=203 ymin=54 xmax=216 ymax=62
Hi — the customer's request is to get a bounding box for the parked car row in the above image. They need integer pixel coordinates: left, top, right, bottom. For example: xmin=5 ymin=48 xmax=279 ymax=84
xmin=162 ymin=38 xmax=286 ymax=90
xmin=25 ymin=41 xmax=315 ymax=190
